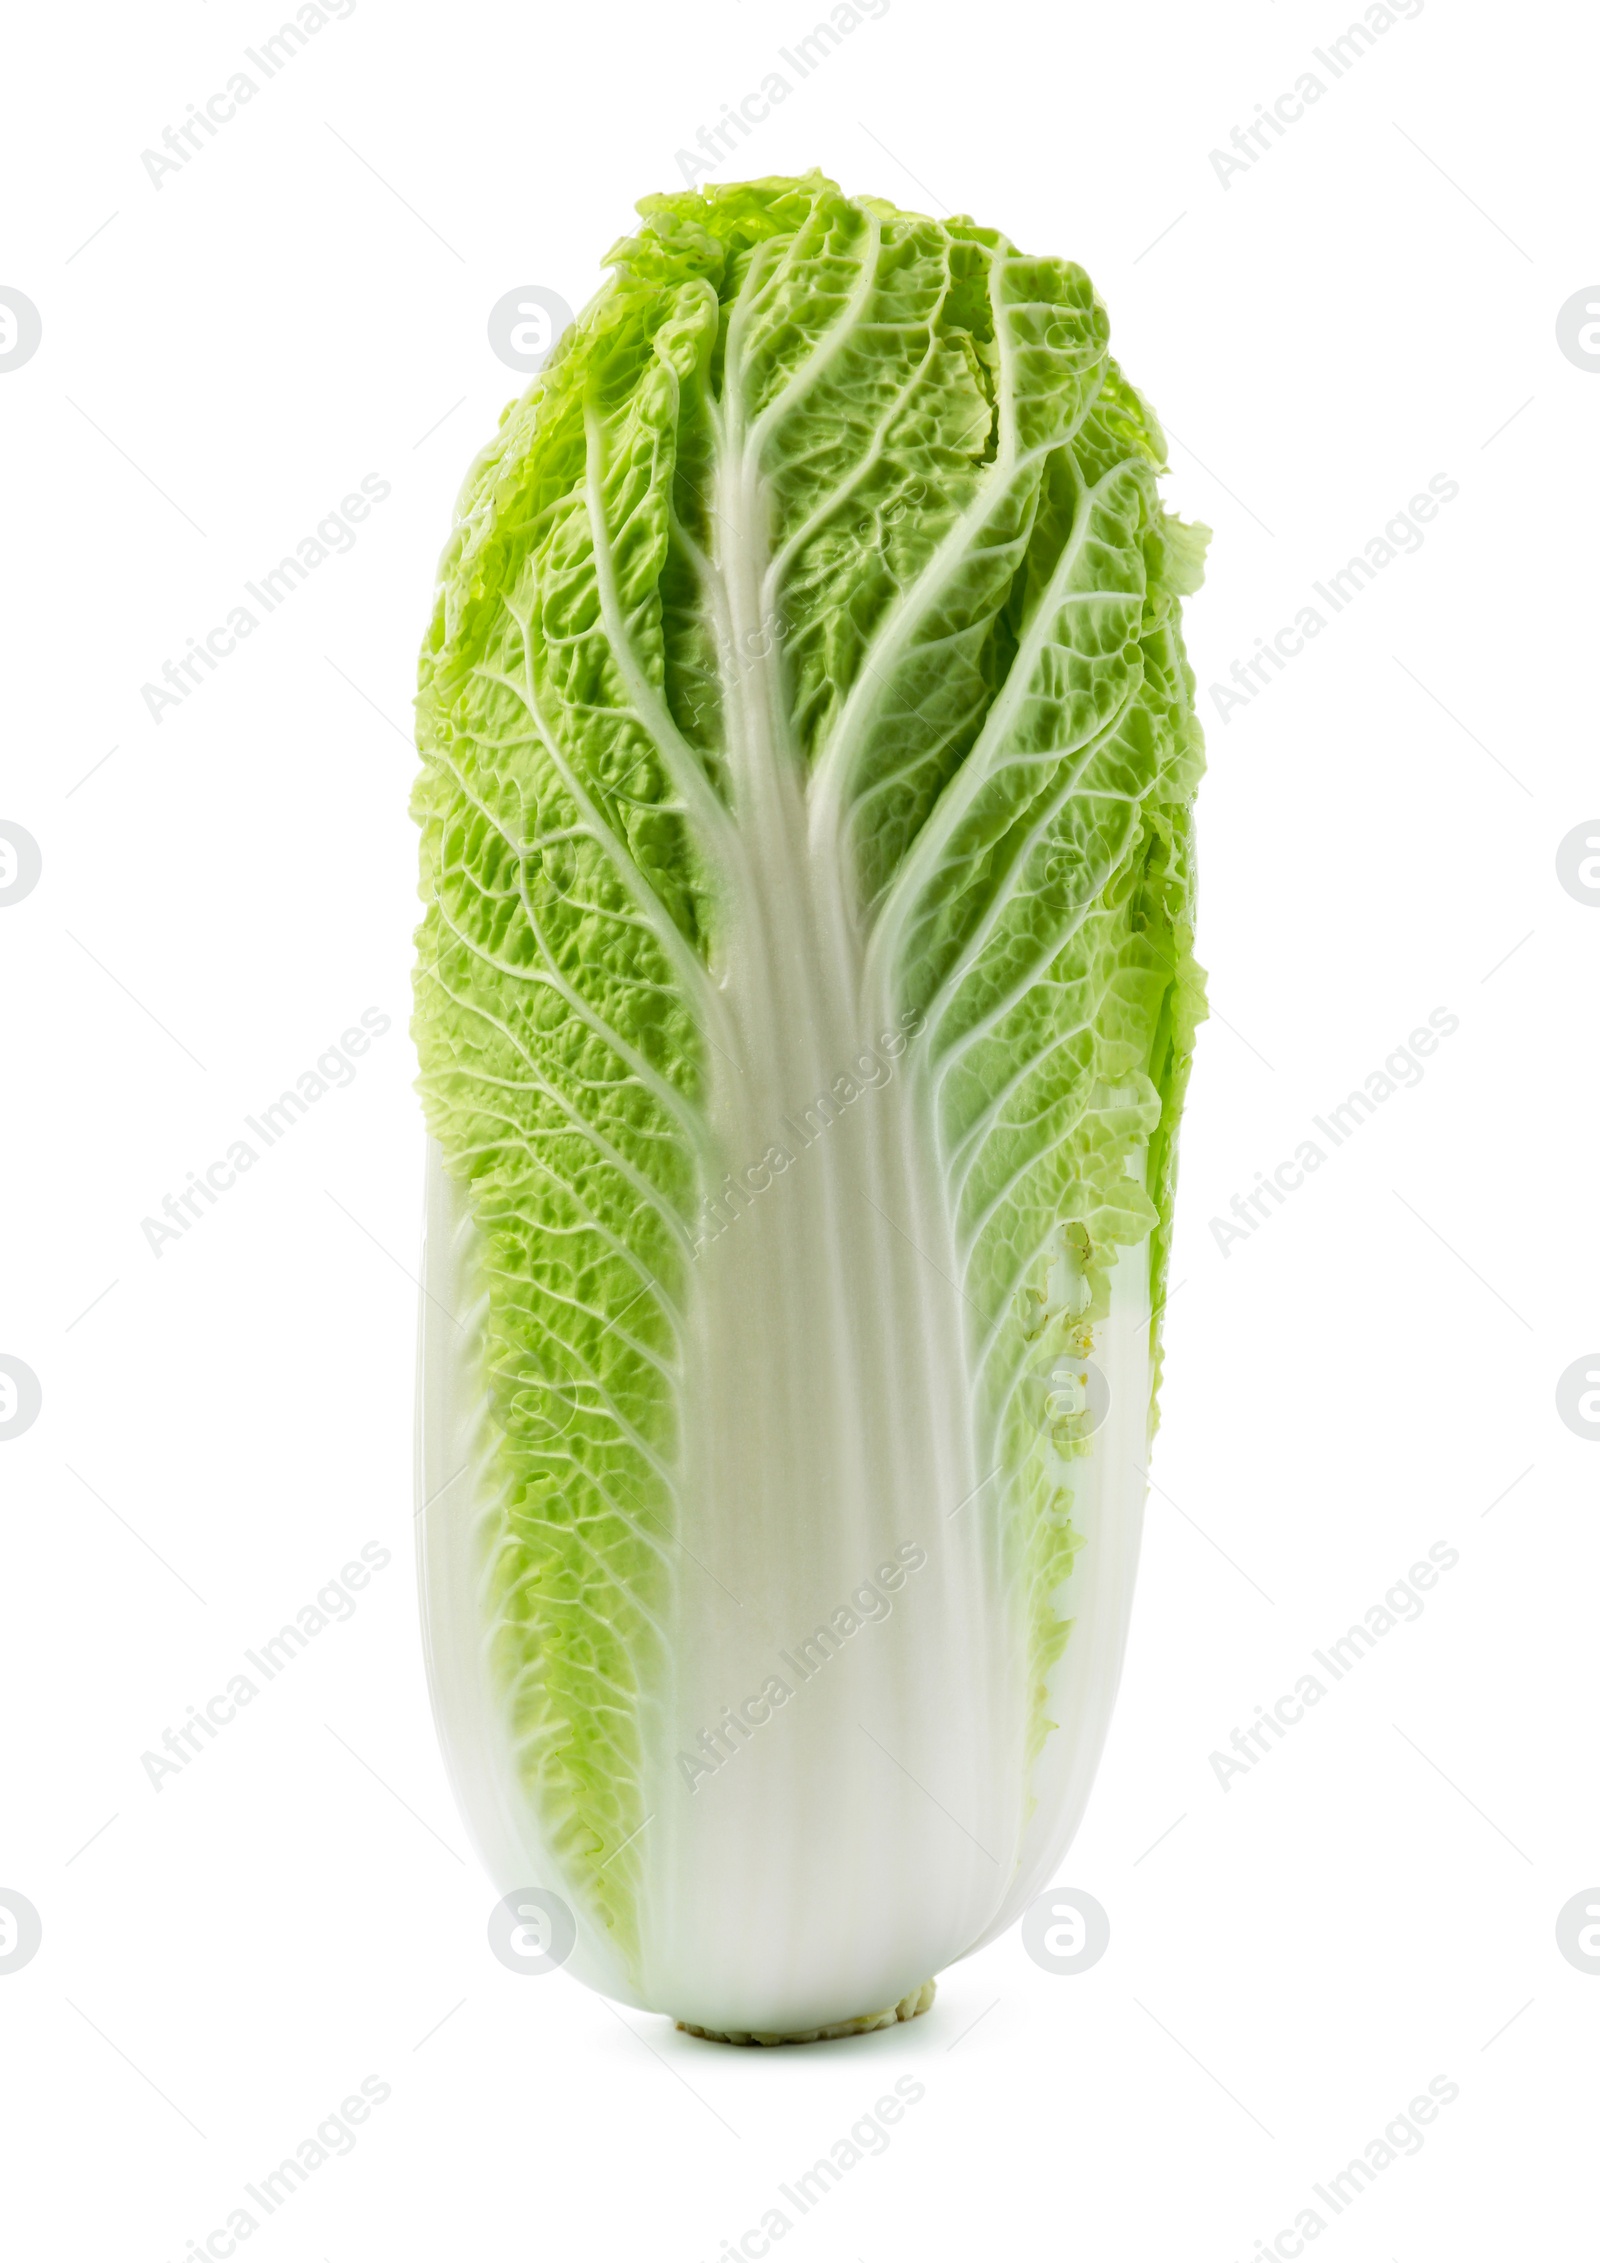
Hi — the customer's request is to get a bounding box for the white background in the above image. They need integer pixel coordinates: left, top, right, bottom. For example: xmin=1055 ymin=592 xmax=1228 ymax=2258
xmin=2 ymin=0 xmax=1596 ymax=2256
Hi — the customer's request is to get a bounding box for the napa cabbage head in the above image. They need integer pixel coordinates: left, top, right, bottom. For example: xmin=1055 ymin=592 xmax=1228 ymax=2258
xmin=411 ymin=172 xmax=1207 ymax=2042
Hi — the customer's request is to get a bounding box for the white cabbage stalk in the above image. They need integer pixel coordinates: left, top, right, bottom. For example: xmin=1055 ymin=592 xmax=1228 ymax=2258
xmin=411 ymin=176 xmax=1207 ymax=2041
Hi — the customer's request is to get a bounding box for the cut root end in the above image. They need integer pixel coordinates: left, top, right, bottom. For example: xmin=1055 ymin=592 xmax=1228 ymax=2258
xmin=675 ymin=1978 xmax=937 ymax=2047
